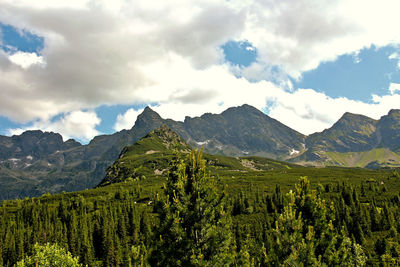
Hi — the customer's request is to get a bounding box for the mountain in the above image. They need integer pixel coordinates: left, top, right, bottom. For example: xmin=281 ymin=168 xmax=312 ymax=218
xmin=155 ymin=104 xmax=304 ymax=159
xmin=0 ymin=104 xmax=304 ymax=199
xmin=0 ymin=108 xmax=167 ymax=200
xmin=307 ymin=112 xmax=378 ymax=153
xmin=293 ymin=109 xmax=400 ymax=168
xmin=99 ymin=125 xmax=301 ymax=186
xmin=88 ymin=104 xmax=306 ymax=160
xmin=1 ymin=105 xmax=400 ymax=199
xmin=376 ymin=109 xmax=400 ymax=151
xmin=0 ymin=130 xmax=80 ymax=160
xmin=180 ymin=104 xmax=305 ymax=158
xmin=299 ymin=112 xmax=378 ymax=162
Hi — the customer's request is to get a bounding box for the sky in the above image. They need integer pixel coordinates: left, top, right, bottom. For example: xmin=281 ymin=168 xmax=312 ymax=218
xmin=1 ymin=0 xmax=400 ymax=143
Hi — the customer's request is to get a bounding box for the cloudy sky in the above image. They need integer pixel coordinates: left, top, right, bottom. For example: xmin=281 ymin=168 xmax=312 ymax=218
xmin=1 ymin=0 xmax=400 ymax=143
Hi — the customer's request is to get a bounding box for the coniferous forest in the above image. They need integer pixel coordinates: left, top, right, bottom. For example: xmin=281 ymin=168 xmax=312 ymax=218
xmin=1 ymin=150 xmax=400 ymax=266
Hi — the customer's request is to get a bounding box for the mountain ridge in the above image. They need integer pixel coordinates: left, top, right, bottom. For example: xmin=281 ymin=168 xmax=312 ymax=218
xmin=1 ymin=104 xmax=400 ymax=199
xmin=294 ymin=109 xmax=400 ymax=166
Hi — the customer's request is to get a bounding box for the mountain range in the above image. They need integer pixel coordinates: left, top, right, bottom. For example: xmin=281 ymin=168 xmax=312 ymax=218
xmin=0 ymin=104 xmax=399 ymax=199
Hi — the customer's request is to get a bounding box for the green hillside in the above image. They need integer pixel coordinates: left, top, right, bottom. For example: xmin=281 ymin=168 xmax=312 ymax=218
xmin=325 ymin=148 xmax=400 ymax=168
xmin=99 ymin=125 xmax=191 ymax=186
xmin=99 ymin=125 xmax=303 ymax=187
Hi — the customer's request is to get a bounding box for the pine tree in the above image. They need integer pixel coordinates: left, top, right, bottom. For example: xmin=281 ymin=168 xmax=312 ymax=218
xmin=272 ymin=177 xmax=367 ymax=266
xmin=272 ymin=189 xmax=320 ymax=266
xmin=149 ymin=150 xmax=235 ymax=266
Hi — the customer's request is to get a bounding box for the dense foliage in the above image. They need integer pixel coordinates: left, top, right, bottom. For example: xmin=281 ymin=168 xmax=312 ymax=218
xmin=16 ymin=243 xmax=81 ymax=267
xmin=1 ymin=150 xmax=400 ymax=266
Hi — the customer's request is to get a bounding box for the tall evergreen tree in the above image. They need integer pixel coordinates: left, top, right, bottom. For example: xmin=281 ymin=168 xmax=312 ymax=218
xmin=149 ymin=150 xmax=235 ymax=266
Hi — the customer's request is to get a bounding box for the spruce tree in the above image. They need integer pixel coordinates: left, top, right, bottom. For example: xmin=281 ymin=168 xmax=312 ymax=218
xmin=149 ymin=150 xmax=235 ymax=266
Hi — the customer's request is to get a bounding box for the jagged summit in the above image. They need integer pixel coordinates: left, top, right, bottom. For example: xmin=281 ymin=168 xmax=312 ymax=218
xmin=142 ymin=106 xmax=158 ymax=114
xmin=137 ymin=106 xmax=161 ymax=120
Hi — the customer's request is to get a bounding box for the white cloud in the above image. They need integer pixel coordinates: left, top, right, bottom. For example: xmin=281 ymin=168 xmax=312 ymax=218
xmin=267 ymin=88 xmax=398 ymax=135
xmin=389 ymin=83 xmax=400 ymax=95
xmin=114 ymin=108 xmax=144 ymax=131
xmin=389 ymin=52 xmax=400 ymax=69
xmin=7 ymin=110 xmax=101 ymax=142
xmin=8 ymin=51 xmax=45 ymax=69
xmin=371 ymin=93 xmax=400 ymax=110
xmin=0 ymin=0 xmax=400 ymax=139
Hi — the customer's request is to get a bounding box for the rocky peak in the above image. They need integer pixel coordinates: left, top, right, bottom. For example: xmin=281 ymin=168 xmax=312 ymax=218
xmin=305 ymin=112 xmax=378 ymax=154
xmin=141 ymin=106 xmax=161 ymax=118
xmin=132 ymin=106 xmax=164 ymax=129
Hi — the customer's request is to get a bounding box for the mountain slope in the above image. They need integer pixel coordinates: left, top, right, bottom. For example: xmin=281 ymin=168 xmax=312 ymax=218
xmin=293 ymin=110 xmax=400 ymax=168
xmin=182 ymin=104 xmax=305 ymax=158
xmin=377 ymin=109 xmax=400 ymax=151
xmin=99 ymin=125 xmax=190 ymax=186
xmin=306 ymin=112 xmax=378 ymax=153
xmin=99 ymin=125 xmax=301 ymax=186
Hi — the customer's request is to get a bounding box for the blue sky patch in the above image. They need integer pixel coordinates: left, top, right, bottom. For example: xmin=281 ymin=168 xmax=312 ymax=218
xmin=95 ymin=103 xmax=150 ymax=134
xmin=294 ymin=45 xmax=400 ymax=102
xmin=0 ymin=23 xmax=44 ymax=54
xmin=222 ymin=40 xmax=257 ymax=67
xmin=0 ymin=116 xmax=21 ymax=135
